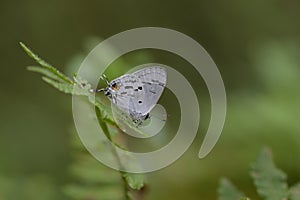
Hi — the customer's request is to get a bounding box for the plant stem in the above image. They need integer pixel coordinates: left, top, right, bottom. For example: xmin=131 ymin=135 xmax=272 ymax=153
xmin=95 ymin=107 xmax=132 ymax=200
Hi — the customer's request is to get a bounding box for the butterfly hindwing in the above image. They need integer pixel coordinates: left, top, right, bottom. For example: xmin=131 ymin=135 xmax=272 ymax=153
xmin=132 ymin=66 xmax=167 ymax=115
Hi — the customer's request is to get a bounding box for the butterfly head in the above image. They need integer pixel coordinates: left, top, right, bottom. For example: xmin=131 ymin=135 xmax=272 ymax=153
xmin=104 ymin=81 xmax=120 ymax=98
xmin=89 ymin=74 xmax=110 ymax=95
xmin=104 ymin=87 xmax=112 ymax=98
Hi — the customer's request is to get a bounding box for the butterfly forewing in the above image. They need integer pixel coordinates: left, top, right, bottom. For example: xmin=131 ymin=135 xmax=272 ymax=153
xmin=108 ymin=66 xmax=167 ymax=123
xmin=110 ymin=74 xmax=144 ymax=116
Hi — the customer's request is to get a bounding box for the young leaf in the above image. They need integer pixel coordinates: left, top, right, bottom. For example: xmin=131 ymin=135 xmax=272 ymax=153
xmin=289 ymin=182 xmax=300 ymax=200
xmin=42 ymin=77 xmax=74 ymax=94
xmin=27 ymin=66 xmax=64 ymax=82
xmin=22 ymin=43 xmax=146 ymax=136
xmin=20 ymin=42 xmax=73 ymax=84
xmin=42 ymin=76 xmax=90 ymax=96
xmin=250 ymin=147 xmax=288 ymax=200
xmin=122 ymin=173 xmax=145 ymax=190
xmin=218 ymin=178 xmax=245 ymax=200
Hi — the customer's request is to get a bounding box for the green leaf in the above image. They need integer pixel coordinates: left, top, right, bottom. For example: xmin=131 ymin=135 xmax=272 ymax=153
xmin=42 ymin=77 xmax=91 ymax=96
xmin=23 ymin=43 xmax=143 ymax=135
xmin=250 ymin=147 xmax=288 ymax=200
xmin=20 ymin=42 xmax=73 ymax=84
xmin=42 ymin=77 xmax=74 ymax=94
xmin=94 ymin=106 xmax=145 ymax=191
xmin=94 ymin=101 xmax=116 ymax=125
xmin=290 ymin=183 xmax=300 ymax=200
xmin=122 ymin=173 xmax=144 ymax=190
xmin=65 ymin=132 xmax=126 ymax=200
xmin=69 ymin=155 xmax=121 ymax=185
xmin=37 ymin=69 xmax=115 ymax=124
xmin=23 ymin=42 xmax=147 ymax=200
xmin=27 ymin=66 xmax=64 ymax=82
xmin=126 ymin=191 xmax=136 ymax=200
xmin=95 ymin=106 xmax=112 ymax=140
xmin=218 ymin=178 xmax=245 ymax=200
xmin=64 ymin=184 xmax=123 ymax=200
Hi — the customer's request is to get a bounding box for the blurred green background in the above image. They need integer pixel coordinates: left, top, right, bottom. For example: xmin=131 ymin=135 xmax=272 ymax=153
xmin=1 ymin=0 xmax=300 ymax=199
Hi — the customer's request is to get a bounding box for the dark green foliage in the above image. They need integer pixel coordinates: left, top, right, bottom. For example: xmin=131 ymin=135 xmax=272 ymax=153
xmin=289 ymin=183 xmax=300 ymax=200
xmin=218 ymin=178 xmax=245 ymax=200
xmin=250 ymin=148 xmax=289 ymax=200
xmin=21 ymin=43 xmax=145 ymax=200
xmin=218 ymin=148 xmax=300 ymax=200
xmin=64 ymin=150 xmax=124 ymax=200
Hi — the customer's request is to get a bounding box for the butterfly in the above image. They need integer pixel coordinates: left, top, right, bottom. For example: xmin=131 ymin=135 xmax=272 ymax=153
xmin=92 ymin=66 xmax=167 ymax=126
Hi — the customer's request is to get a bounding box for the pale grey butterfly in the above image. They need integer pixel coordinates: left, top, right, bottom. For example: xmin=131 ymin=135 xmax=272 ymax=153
xmin=92 ymin=66 xmax=167 ymax=126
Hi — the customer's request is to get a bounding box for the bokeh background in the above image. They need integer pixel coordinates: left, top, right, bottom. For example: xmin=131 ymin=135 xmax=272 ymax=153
xmin=1 ymin=0 xmax=300 ymax=199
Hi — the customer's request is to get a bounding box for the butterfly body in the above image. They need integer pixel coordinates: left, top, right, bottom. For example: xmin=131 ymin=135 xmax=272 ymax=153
xmin=103 ymin=66 xmax=167 ymax=126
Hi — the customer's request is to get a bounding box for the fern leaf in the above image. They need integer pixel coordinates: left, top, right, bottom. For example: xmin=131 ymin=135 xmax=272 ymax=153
xmin=250 ymin=147 xmax=288 ymax=200
xmin=27 ymin=66 xmax=64 ymax=82
xmin=65 ymin=134 xmax=124 ymax=200
xmin=290 ymin=183 xmax=300 ymax=200
xmin=70 ymin=153 xmax=121 ymax=185
xmin=218 ymin=178 xmax=245 ymax=200
xmin=42 ymin=77 xmax=74 ymax=94
xmin=20 ymin=42 xmax=73 ymax=84
xmin=64 ymin=184 xmax=123 ymax=200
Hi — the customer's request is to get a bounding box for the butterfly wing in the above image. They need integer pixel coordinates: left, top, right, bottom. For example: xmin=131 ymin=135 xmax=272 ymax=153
xmin=131 ymin=66 xmax=167 ymax=115
xmin=109 ymin=66 xmax=167 ymax=120
xmin=109 ymin=74 xmax=144 ymax=117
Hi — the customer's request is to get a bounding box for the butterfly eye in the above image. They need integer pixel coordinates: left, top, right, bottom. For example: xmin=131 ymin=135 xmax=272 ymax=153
xmin=111 ymin=82 xmax=119 ymax=90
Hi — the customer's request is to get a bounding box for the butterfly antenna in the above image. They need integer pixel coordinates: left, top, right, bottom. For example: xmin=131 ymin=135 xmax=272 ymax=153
xmin=100 ymin=74 xmax=110 ymax=85
xmin=89 ymin=88 xmax=105 ymax=93
xmin=89 ymin=74 xmax=110 ymax=93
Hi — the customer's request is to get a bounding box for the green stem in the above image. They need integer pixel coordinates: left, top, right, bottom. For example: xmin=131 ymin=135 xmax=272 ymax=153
xmin=95 ymin=106 xmax=131 ymax=200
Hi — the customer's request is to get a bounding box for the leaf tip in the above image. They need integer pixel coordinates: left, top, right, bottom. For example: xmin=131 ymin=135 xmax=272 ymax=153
xmin=19 ymin=41 xmax=34 ymax=58
xmin=19 ymin=41 xmax=27 ymax=50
